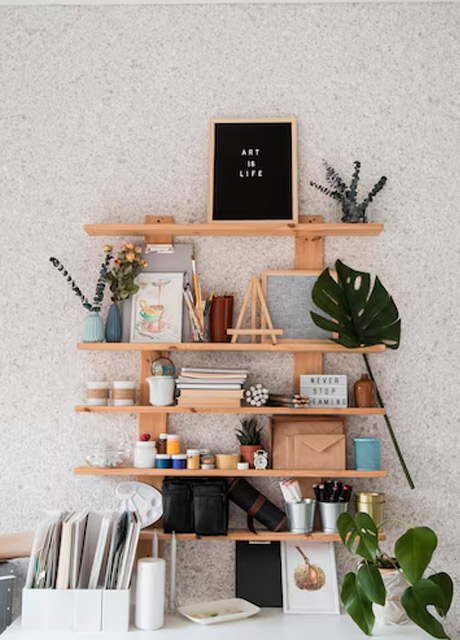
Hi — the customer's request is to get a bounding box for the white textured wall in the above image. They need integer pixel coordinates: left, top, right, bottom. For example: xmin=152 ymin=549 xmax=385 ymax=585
xmin=1 ymin=3 xmax=460 ymax=634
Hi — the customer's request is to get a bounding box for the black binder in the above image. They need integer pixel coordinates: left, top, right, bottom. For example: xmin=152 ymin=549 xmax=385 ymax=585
xmin=235 ymin=541 xmax=282 ymax=607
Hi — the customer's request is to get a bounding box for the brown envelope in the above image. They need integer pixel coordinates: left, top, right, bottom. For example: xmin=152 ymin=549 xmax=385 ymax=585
xmin=285 ymin=433 xmax=346 ymax=470
xmin=270 ymin=417 xmax=346 ymax=469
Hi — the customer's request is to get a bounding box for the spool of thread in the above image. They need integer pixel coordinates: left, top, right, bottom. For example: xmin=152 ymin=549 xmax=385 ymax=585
xmin=135 ymin=558 xmax=165 ymax=630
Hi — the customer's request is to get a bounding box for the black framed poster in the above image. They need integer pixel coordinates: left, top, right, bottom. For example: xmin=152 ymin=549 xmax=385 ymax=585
xmin=208 ymin=118 xmax=298 ymax=223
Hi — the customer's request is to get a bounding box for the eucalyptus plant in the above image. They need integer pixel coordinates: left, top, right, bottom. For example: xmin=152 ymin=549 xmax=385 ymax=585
xmin=49 ymin=245 xmax=113 ymax=313
xmin=338 ymin=512 xmax=453 ymax=639
xmin=310 ymin=259 xmax=414 ymax=489
xmin=310 ymin=161 xmax=387 ymax=223
xmin=235 ymin=418 xmax=262 ymax=445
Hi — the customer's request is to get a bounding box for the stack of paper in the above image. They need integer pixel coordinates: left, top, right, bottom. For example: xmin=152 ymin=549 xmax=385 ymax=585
xmin=26 ymin=510 xmax=140 ymax=591
xmin=176 ymin=367 xmax=248 ymax=408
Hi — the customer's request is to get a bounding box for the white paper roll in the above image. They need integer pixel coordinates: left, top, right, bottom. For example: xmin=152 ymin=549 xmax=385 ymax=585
xmin=135 ymin=558 xmax=165 ymax=630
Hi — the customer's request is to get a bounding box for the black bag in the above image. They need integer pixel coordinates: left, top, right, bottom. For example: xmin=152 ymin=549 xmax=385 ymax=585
xmin=162 ymin=479 xmax=228 ymax=536
xmin=228 ymin=478 xmax=287 ymax=532
xmin=162 ymin=479 xmax=194 ymax=533
xmin=193 ymin=481 xmax=228 ymax=536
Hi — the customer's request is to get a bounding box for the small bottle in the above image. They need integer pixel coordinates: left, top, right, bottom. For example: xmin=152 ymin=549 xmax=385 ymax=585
xmin=200 ymin=449 xmax=215 ymax=468
xmin=187 ymin=449 xmax=201 ymax=470
xmin=166 ymin=435 xmax=181 ymax=455
xmin=354 ymin=374 xmax=376 ymax=407
xmin=134 ymin=441 xmax=157 ymax=469
xmin=157 ymin=433 xmax=168 ymax=455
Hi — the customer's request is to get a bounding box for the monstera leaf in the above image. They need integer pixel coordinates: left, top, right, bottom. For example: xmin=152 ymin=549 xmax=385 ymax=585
xmin=341 ymin=573 xmax=375 ymax=636
xmin=310 ymin=260 xmax=401 ymax=349
xmin=401 ymin=577 xmax=453 ymax=639
xmin=395 ymin=527 xmax=438 ymax=584
xmin=338 ymin=513 xmax=380 ymax=563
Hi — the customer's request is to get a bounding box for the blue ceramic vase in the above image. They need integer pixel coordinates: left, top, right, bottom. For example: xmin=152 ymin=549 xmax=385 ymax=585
xmin=105 ymin=304 xmax=122 ymax=343
xmin=82 ymin=311 xmax=105 ymax=343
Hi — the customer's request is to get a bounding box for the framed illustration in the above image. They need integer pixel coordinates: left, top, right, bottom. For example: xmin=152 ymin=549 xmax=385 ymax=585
xmin=281 ymin=542 xmax=340 ymax=614
xmin=129 ymin=272 xmax=184 ymax=343
xmin=261 ymin=270 xmax=333 ymax=342
xmin=208 ymin=117 xmax=298 ymax=223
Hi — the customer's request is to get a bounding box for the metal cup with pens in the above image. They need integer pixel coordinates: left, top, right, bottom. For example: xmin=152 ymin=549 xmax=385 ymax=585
xmin=314 ymin=481 xmax=353 ymax=534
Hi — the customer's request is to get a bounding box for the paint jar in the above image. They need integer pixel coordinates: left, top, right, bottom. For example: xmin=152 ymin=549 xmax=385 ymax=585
xmin=186 ymin=449 xmax=201 ymax=470
xmin=86 ymin=381 xmax=110 ymax=406
xmin=166 ymin=435 xmax=181 ymax=455
xmin=354 ymin=438 xmax=381 ymax=471
xmin=157 ymin=433 xmax=168 ymax=455
xmin=237 ymin=462 xmax=249 ymax=470
xmin=171 ymin=454 xmax=187 ymax=470
xmin=201 ymin=463 xmax=215 ymax=470
xmin=200 ymin=449 xmax=215 ymax=466
xmin=113 ymin=381 xmax=136 ymax=406
xmin=134 ymin=441 xmax=157 ymax=469
xmin=155 ymin=454 xmax=171 ymax=469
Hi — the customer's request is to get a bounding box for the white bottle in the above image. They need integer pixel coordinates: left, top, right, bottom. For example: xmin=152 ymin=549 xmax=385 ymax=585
xmin=135 ymin=558 xmax=165 ymax=630
xmin=133 ymin=441 xmax=157 ymax=468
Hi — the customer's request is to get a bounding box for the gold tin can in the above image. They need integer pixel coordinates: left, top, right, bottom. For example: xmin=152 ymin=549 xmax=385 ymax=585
xmin=354 ymin=492 xmax=385 ymax=525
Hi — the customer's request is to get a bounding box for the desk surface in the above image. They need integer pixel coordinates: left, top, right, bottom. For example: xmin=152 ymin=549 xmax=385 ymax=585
xmin=3 ymin=610 xmax=425 ymax=639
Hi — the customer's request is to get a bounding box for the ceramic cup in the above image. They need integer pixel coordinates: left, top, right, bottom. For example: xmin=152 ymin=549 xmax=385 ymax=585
xmin=113 ymin=381 xmax=136 ymax=406
xmin=86 ymin=381 xmax=110 ymax=406
xmin=147 ymin=376 xmax=175 ymax=406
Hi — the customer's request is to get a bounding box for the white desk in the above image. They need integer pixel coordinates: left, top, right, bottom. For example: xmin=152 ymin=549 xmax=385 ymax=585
xmin=3 ymin=610 xmax=426 ymax=639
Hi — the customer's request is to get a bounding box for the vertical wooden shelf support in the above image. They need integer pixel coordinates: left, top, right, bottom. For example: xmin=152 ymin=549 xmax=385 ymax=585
xmin=294 ymin=216 xmax=324 ymax=511
xmin=137 ymin=215 xmax=173 ymax=556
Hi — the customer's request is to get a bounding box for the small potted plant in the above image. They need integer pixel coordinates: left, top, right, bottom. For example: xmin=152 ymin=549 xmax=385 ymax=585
xmin=235 ymin=418 xmax=263 ymax=468
xmin=104 ymin=243 xmax=148 ymax=342
xmin=338 ymin=512 xmax=453 ymax=638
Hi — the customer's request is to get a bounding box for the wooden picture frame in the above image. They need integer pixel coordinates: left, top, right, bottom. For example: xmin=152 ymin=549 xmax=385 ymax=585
xmin=281 ymin=542 xmax=340 ymax=614
xmin=208 ymin=117 xmax=298 ymax=224
xmin=261 ymin=270 xmax=333 ymax=342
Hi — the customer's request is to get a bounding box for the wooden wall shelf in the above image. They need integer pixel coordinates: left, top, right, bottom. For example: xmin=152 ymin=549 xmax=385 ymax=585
xmin=84 ymin=222 xmax=384 ymax=238
xmin=139 ymin=528 xmax=386 ymax=543
xmin=77 ymin=341 xmax=385 ymax=353
xmin=76 ymin=405 xmax=386 ymax=416
xmin=74 ymin=467 xmax=387 ymax=478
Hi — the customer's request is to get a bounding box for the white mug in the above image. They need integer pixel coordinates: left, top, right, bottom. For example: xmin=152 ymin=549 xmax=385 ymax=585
xmin=146 ymin=376 xmax=175 ymax=406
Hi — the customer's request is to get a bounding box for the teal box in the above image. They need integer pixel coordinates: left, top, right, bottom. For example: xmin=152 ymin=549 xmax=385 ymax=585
xmin=354 ymin=438 xmax=380 ymax=471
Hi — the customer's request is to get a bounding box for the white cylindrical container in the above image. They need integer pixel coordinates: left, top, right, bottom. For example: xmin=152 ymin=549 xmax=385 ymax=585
xmin=133 ymin=442 xmax=157 ymax=468
xmin=135 ymin=558 xmax=165 ymax=630
xmin=113 ymin=381 xmax=136 ymax=406
xmin=86 ymin=382 xmax=109 ymax=406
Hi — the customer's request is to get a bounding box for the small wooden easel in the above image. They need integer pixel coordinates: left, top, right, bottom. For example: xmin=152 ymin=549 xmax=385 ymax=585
xmin=226 ymin=276 xmax=283 ymax=345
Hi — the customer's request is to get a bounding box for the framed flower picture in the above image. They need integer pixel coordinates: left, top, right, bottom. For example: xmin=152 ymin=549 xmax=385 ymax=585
xmin=281 ymin=542 xmax=340 ymax=614
xmin=129 ymin=272 xmax=184 ymax=343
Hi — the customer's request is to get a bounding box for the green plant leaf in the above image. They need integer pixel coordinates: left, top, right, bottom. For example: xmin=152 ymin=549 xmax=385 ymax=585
xmin=395 ymin=527 xmax=437 ymax=584
xmin=337 ymin=512 xmax=379 ymax=563
xmin=401 ymin=579 xmax=451 ymax=639
xmin=357 ymin=564 xmax=386 ymax=606
xmin=341 ymin=572 xmax=375 ymax=636
xmin=311 ymin=260 xmax=401 ymax=349
xmin=428 ymin=573 xmax=453 ymax=616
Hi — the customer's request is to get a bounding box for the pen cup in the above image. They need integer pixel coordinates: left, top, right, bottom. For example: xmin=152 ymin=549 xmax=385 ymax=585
xmin=354 ymin=438 xmax=381 ymax=471
xmin=355 ymin=492 xmax=385 ymax=525
xmin=286 ymin=499 xmax=316 ymax=534
xmin=319 ymin=502 xmax=349 ymax=534
xmin=86 ymin=382 xmax=109 ymax=406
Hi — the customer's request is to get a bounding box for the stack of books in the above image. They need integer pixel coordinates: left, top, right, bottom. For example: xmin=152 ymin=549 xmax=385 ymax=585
xmin=176 ymin=367 xmax=248 ymax=408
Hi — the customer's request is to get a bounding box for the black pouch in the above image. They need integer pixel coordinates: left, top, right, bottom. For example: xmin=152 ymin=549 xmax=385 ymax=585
xmin=192 ymin=480 xmax=228 ymax=536
xmin=228 ymin=478 xmax=287 ymax=532
xmin=162 ymin=479 xmax=194 ymax=533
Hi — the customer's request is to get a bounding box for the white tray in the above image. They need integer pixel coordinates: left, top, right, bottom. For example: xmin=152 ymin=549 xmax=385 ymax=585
xmin=178 ymin=598 xmax=260 ymax=625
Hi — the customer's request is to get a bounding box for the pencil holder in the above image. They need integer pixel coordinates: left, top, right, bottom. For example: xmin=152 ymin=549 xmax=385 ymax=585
xmin=354 ymin=437 xmax=381 ymax=471
xmin=319 ymin=502 xmax=349 ymax=534
xmin=210 ymin=295 xmax=233 ymax=342
xmin=286 ymin=499 xmax=316 ymax=534
xmin=112 ymin=381 xmax=136 ymax=406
